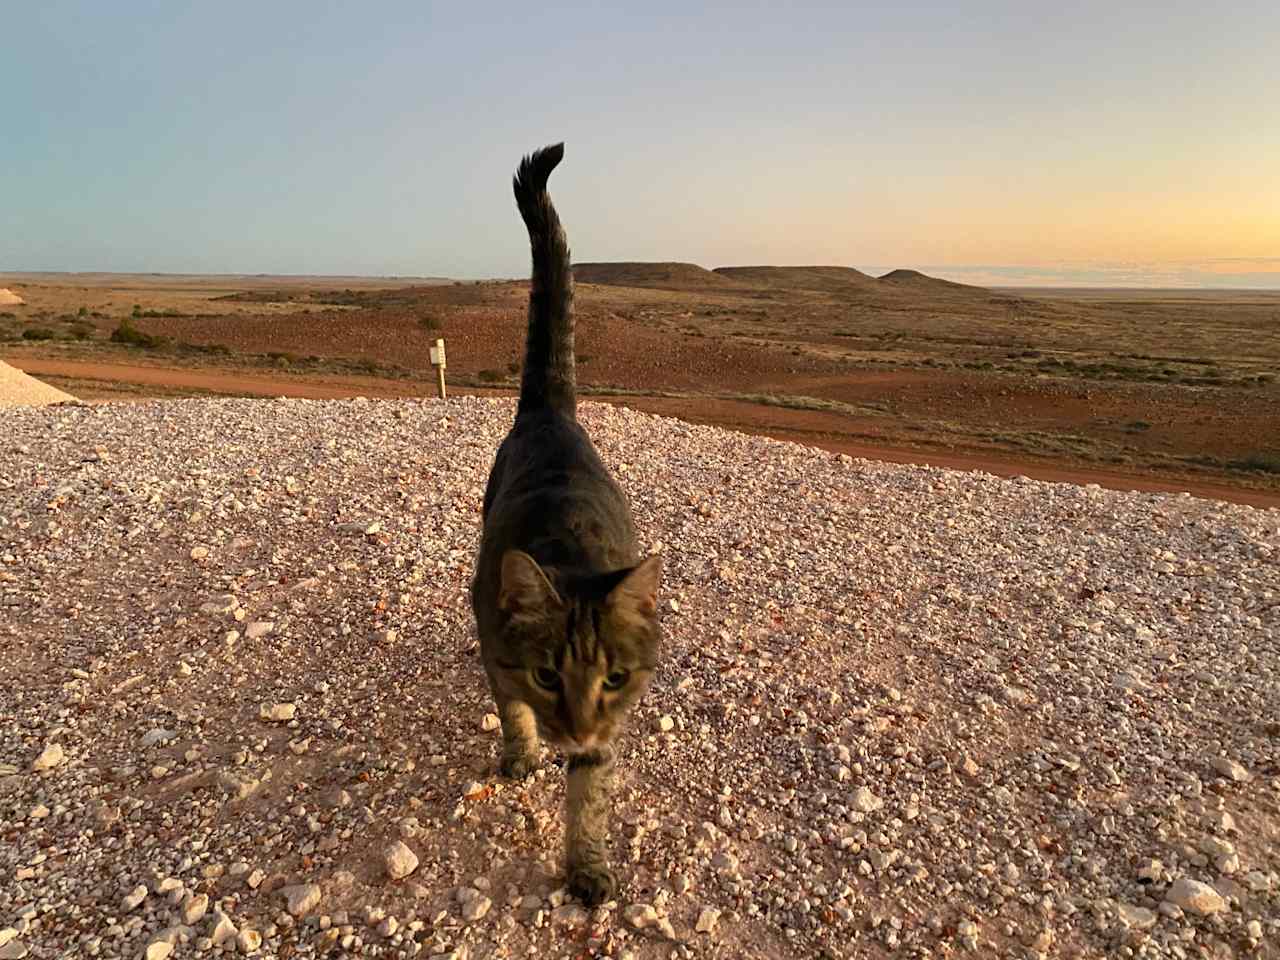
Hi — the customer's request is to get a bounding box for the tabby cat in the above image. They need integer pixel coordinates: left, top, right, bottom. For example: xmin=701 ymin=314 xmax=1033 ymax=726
xmin=471 ymin=143 xmax=662 ymax=906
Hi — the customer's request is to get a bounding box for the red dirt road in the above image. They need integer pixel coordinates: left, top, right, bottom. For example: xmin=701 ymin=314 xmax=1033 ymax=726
xmin=13 ymin=357 xmax=1280 ymax=509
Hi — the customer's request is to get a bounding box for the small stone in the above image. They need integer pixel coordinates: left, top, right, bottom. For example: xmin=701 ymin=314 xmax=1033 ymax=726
xmin=480 ymin=713 xmax=500 ymax=732
xmin=144 ymin=942 xmax=173 ymax=960
xmin=461 ymin=896 xmax=492 ymax=922
xmin=281 ymin=883 xmax=321 ymax=917
xmin=246 ymin=869 xmax=266 ymax=890
xmin=122 ymin=884 xmax=148 ymax=911
xmin=140 ymin=728 xmax=178 ymax=748
xmin=624 ymin=903 xmax=658 ymax=929
xmin=1164 ymin=877 xmax=1227 ymax=916
xmin=176 ymin=661 xmax=193 ymax=677
xmin=851 ymin=787 xmax=883 ymax=813
xmin=1210 ymin=757 xmax=1250 ymax=782
xmin=259 ymin=702 xmax=296 ymax=722
xmin=377 ymin=916 xmax=399 ymax=937
xmin=27 ymin=804 xmax=48 ymax=820
xmin=190 ymin=546 xmax=210 ymax=561
xmin=695 ymin=906 xmax=721 ymax=933
xmin=30 ymin=743 xmax=65 ymax=772
xmin=656 ymin=715 xmax=675 ymax=733
xmin=182 ymin=893 xmax=209 ymax=925
xmin=384 ymin=840 xmax=419 ymax=880
xmin=1116 ymin=904 xmax=1156 ymax=930
xmin=237 ymin=929 xmax=262 ymax=953
xmin=1246 ymin=919 xmax=1263 ymax=939
xmin=960 ymin=755 xmax=980 ymax=778
xmin=245 ymin=621 xmax=274 ymax=640
xmin=0 ymin=942 xmax=28 ymax=960
xmin=210 ymin=911 xmax=238 ymax=945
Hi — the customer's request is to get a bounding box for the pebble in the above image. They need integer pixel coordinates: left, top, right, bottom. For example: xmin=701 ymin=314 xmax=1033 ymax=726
xmin=1164 ymin=877 xmax=1227 ymax=915
xmin=1210 ymin=757 xmax=1251 ymax=781
xmin=624 ymin=903 xmax=658 ymax=929
xmin=480 ymin=713 xmax=500 ymax=731
xmin=384 ymin=840 xmax=419 ymax=880
xmin=245 ymin=621 xmax=274 ymax=639
xmin=236 ymin=929 xmax=262 ymax=953
xmin=281 ymin=883 xmax=321 ymax=916
xmin=122 ymin=884 xmax=148 ymax=911
xmin=143 ymin=942 xmax=172 ymax=960
xmin=30 ymin=742 xmax=64 ymax=772
xmin=695 ymin=906 xmax=721 ymax=933
xmin=259 ymin=702 xmax=296 ymax=722
xmin=461 ymin=896 xmax=492 ymax=921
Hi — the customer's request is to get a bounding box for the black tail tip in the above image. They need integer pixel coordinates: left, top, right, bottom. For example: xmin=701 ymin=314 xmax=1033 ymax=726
xmin=515 ymin=142 xmax=565 ymax=197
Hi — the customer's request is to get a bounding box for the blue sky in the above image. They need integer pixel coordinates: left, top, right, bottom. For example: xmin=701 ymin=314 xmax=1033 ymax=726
xmin=3 ymin=2 xmax=1278 ymax=286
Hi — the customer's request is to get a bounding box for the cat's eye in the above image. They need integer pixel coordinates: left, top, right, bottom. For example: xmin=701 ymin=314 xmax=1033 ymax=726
xmin=603 ymin=669 xmax=630 ymax=691
xmin=533 ymin=666 xmax=561 ymax=690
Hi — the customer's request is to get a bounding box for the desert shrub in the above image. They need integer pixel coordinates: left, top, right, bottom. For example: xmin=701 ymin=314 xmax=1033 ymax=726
xmin=419 ymin=314 xmax=442 ymax=331
xmin=70 ymin=322 xmax=95 ymax=340
xmin=477 ymin=369 xmax=505 ymax=382
xmin=177 ymin=341 xmax=232 ymax=357
xmin=110 ymin=320 xmax=166 ymax=349
xmin=267 ymin=351 xmax=297 ymax=368
xmin=77 ymin=306 xmax=88 ymax=316
xmin=22 ymin=327 xmax=58 ymax=340
xmin=1228 ymin=454 xmax=1280 ymax=474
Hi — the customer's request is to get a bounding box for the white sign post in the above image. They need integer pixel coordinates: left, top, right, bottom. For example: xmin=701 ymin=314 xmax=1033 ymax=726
xmin=429 ymin=338 xmax=447 ymax=400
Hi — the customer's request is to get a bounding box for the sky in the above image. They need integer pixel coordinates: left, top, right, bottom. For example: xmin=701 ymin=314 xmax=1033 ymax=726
xmin=3 ymin=2 xmax=1278 ymax=287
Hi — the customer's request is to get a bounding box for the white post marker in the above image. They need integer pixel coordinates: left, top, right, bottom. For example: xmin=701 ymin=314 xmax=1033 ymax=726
xmin=429 ymin=338 xmax=447 ymax=399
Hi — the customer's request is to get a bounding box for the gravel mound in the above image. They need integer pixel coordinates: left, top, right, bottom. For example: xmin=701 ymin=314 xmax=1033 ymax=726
xmin=1 ymin=397 xmax=1276 ymax=959
xmin=0 ymin=360 xmax=76 ymax=408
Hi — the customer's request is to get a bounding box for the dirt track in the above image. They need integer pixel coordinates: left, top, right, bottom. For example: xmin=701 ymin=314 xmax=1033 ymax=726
xmin=15 ymin=357 xmax=1280 ymax=509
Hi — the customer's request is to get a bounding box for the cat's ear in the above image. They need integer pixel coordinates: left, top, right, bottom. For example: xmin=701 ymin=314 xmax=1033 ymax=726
xmin=499 ymin=550 xmax=561 ymax=614
xmin=606 ymin=554 xmax=662 ymax=617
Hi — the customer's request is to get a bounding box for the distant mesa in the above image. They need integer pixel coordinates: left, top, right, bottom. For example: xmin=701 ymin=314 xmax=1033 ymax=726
xmin=569 ymin=262 xmax=991 ymax=297
xmin=572 ymin=262 xmax=733 ymax=290
xmin=0 ymin=287 xmax=26 ymax=306
xmin=877 ymin=269 xmax=985 ymax=295
xmin=712 ymin=265 xmax=885 ymax=295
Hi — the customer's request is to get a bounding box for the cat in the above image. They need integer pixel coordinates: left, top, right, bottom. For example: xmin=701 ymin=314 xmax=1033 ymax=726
xmin=471 ymin=142 xmax=663 ymax=906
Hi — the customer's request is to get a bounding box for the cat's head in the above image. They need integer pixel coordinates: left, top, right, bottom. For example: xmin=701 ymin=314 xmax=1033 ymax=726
xmin=495 ymin=549 xmax=662 ymax=752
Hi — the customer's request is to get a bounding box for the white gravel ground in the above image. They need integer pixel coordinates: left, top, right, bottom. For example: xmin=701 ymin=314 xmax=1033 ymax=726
xmin=1 ymin=397 xmax=1277 ymax=960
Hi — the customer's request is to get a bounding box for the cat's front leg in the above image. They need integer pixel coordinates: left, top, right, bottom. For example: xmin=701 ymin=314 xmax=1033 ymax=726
xmin=565 ymin=747 xmax=616 ymax=906
xmin=497 ymin=697 xmax=541 ymax=780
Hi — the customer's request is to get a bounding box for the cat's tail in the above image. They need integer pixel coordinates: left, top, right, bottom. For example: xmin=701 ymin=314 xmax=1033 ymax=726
xmin=513 ymin=142 xmax=576 ymax=418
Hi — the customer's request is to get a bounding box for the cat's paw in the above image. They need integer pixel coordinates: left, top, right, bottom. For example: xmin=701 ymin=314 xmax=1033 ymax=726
xmin=568 ymin=864 xmax=616 ymax=907
xmin=499 ymin=750 xmax=540 ymax=780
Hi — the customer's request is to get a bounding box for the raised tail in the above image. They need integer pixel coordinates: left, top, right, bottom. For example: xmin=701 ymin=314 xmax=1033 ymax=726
xmin=513 ymin=142 xmax=575 ymax=418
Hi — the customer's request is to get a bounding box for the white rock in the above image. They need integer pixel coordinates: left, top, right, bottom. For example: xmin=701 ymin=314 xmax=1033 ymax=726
xmin=624 ymin=903 xmax=658 ymax=929
xmin=384 ymin=840 xmax=419 ymax=880
xmin=181 ymin=893 xmax=209 ymax=924
xmin=851 ymin=787 xmax=883 ymax=813
xmin=280 ymin=883 xmax=321 ymax=916
xmin=236 ymin=928 xmax=262 ymax=953
xmin=259 ymin=702 xmax=296 ymax=722
xmin=1210 ymin=757 xmax=1250 ymax=782
xmin=461 ymin=896 xmax=492 ymax=921
xmin=695 ymin=906 xmax=721 ymax=933
xmin=143 ymin=942 xmax=173 ymax=960
xmin=1116 ymin=904 xmax=1156 ymax=930
xmin=656 ymin=715 xmax=675 ymax=733
xmin=1164 ymin=877 xmax=1227 ymax=915
xmin=140 ymin=728 xmax=178 ymax=748
xmin=30 ymin=742 xmax=65 ymax=772
xmin=210 ymin=911 xmax=238 ymax=945
xmin=122 ymin=884 xmax=148 ymax=911
xmin=245 ymin=621 xmax=274 ymax=640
